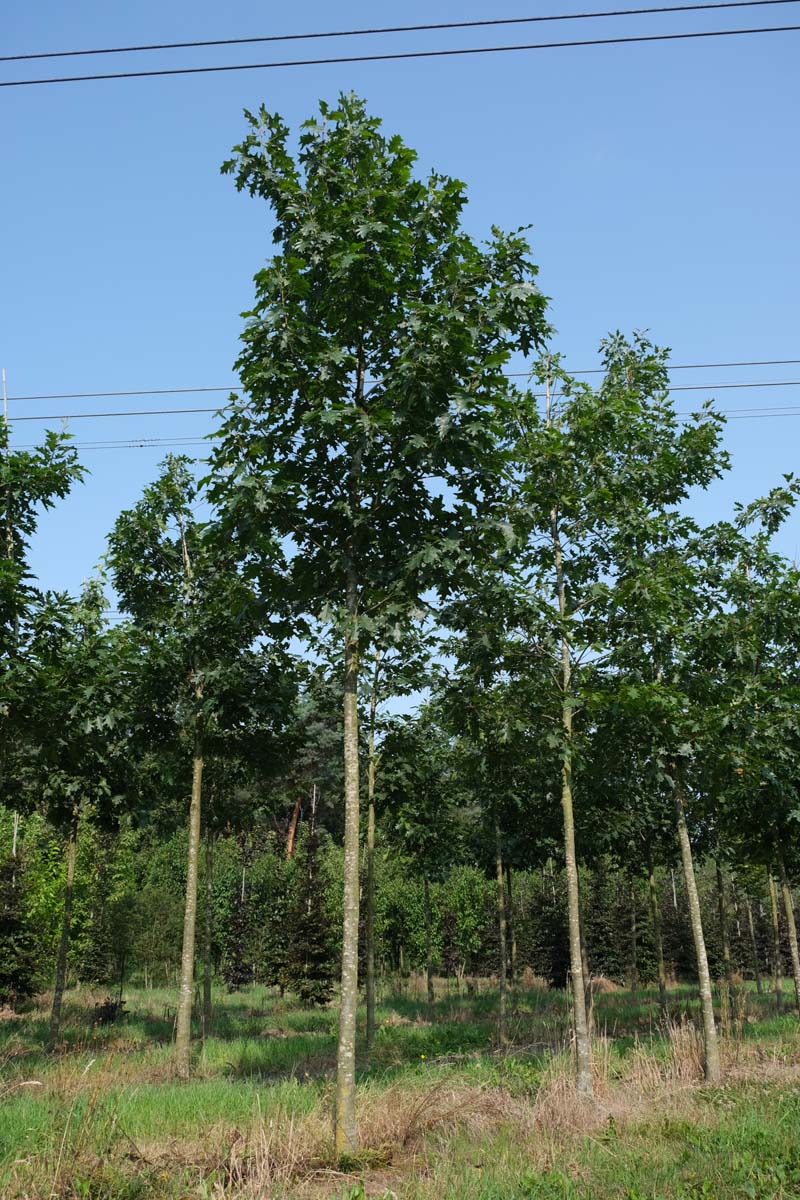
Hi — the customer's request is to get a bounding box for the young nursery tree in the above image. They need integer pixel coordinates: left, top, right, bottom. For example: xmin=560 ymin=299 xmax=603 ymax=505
xmin=360 ymin=621 xmax=432 ymax=1052
xmin=108 ymin=456 xmax=287 ymax=1076
xmin=210 ymin=93 xmax=549 ymax=1151
xmin=0 ymin=424 xmax=84 ymax=659
xmin=18 ymin=582 xmax=128 ymax=1046
xmin=702 ymin=488 xmax=800 ymax=1016
xmin=507 ymin=335 xmax=728 ymax=1093
xmin=380 ymin=708 xmax=469 ymax=1010
xmin=0 ymin=425 xmax=84 ymax=859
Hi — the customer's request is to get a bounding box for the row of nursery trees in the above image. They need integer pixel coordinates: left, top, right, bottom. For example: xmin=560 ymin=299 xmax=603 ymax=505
xmin=3 ymin=94 xmax=800 ymax=1152
xmin=4 ymin=803 xmax=794 ymax=1010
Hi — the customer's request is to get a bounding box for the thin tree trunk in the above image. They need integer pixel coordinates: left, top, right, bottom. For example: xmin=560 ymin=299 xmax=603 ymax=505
xmin=768 ymin=871 xmax=784 ymax=1012
xmin=365 ymin=649 xmax=381 ymax=1056
xmin=494 ymin=811 xmax=508 ymax=1045
xmin=334 ymin=344 xmax=365 ymax=1158
xmin=647 ymin=854 xmax=668 ymax=1021
xmin=776 ymin=849 xmax=800 ymax=1019
xmin=579 ymin=881 xmax=591 ymax=1002
xmin=175 ymin=709 xmax=204 ymax=1078
xmin=202 ymin=828 xmax=213 ymax=1039
xmin=548 ymin=459 xmax=592 ymax=1095
xmin=674 ymin=783 xmax=720 ymax=1083
xmin=629 ymin=874 xmax=639 ymax=1005
xmin=744 ymin=893 xmax=763 ymax=994
xmin=423 ymin=875 xmax=435 ymax=1009
xmin=48 ymin=811 xmax=78 ymax=1049
xmin=11 ymin=811 xmax=19 ymax=890
xmin=334 ymin=621 xmax=360 ymax=1156
xmin=286 ymin=797 xmax=302 ymax=859
xmin=562 ymin=741 xmax=592 ymax=1094
xmin=715 ymin=858 xmax=734 ymax=989
xmin=505 ymin=863 xmax=517 ymax=984
xmin=715 ymin=856 xmax=736 ymax=1024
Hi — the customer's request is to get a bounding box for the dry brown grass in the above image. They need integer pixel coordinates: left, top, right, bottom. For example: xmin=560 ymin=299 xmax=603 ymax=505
xmin=207 ymin=1028 xmax=772 ymax=1197
xmin=589 ymin=975 xmax=622 ymax=995
xmin=519 ymin=967 xmax=550 ymax=991
xmin=6 ymin=1001 xmax=800 ymax=1200
xmin=202 ymin=1076 xmax=526 ymax=1199
xmin=378 ymin=1010 xmax=413 ymax=1028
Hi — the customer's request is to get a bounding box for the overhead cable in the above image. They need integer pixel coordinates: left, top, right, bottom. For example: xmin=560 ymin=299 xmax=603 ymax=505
xmin=7 ymin=363 xmax=800 ymax=405
xmin=14 ymin=405 xmax=800 ymax=453
xmin=8 ymin=379 xmax=800 ymax=423
xmin=2 ymin=0 xmax=796 ymax=63
xmin=3 ymin=24 xmax=799 ymax=88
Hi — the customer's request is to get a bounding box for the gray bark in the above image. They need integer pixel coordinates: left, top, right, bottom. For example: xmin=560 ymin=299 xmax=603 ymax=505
xmin=505 ymin=863 xmax=517 ymax=984
xmin=202 ymin=828 xmax=213 ymax=1039
xmin=647 ymin=855 xmax=668 ymax=1021
xmin=365 ymin=650 xmax=381 ymax=1056
xmin=768 ymin=872 xmax=784 ymax=1012
xmin=675 ymin=784 xmax=720 ymax=1083
xmin=175 ymin=709 xmax=204 ymax=1077
xmin=744 ymin=893 xmax=763 ymax=994
xmin=494 ymin=813 xmax=508 ymax=1044
xmin=550 ymin=485 xmax=592 ymax=1095
xmin=334 ymin=623 xmax=361 ymax=1156
xmin=629 ymin=874 xmax=639 ymax=1005
xmin=424 ymin=875 xmax=435 ymax=1009
xmin=776 ymin=850 xmax=800 ymax=1019
xmin=48 ymin=812 xmax=78 ymax=1049
xmin=715 ymin=858 xmax=735 ymax=988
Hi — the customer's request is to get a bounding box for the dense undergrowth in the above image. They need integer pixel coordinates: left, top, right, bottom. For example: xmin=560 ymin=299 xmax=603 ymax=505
xmin=1 ymin=978 xmax=799 ymax=1198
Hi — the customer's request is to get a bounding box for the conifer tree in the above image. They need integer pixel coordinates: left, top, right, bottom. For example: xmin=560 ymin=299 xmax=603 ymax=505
xmin=0 ymin=852 xmax=36 ymax=1008
xmin=285 ymin=794 xmax=336 ymax=1006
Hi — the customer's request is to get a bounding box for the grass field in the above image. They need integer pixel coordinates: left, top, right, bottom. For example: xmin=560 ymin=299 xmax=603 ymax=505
xmin=1 ymin=977 xmax=799 ymax=1198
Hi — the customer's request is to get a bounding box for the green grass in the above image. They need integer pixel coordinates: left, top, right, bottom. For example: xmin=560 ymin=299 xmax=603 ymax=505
xmin=425 ymin=1085 xmax=800 ymax=1199
xmin=1 ymin=978 xmax=799 ymax=1198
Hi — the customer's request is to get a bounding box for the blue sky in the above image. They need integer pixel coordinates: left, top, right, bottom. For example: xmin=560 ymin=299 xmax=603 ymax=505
xmin=3 ymin=0 xmax=800 ymax=597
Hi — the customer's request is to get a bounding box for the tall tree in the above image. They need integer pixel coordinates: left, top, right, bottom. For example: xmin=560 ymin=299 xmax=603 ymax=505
xmin=210 ymin=93 xmax=549 ymax=1151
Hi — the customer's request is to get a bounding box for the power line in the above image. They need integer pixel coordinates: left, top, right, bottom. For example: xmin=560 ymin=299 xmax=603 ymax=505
xmin=12 ymin=407 xmax=800 ymax=449
xmin=9 ymin=386 xmax=239 ymax=402
xmin=669 ymin=379 xmax=800 ymax=390
xmin=7 ymin=362 xmax=800 ymax=405
xmin=513 ymin=359 xmax=800 ymax=376
xmin=13 ymin=437 xmax=214 ymax=449
xmin=3 ymin=1 xmax=795 ymax=63
xmin=3 ymin=23 xmax=799 ymax=88
xmin=10 ymin=398 xmax=800 ymax=432
xmin=8 ymin=378 xmax=800 ymax=423
xmin=8 ymin=406 xmax=220 ymax=423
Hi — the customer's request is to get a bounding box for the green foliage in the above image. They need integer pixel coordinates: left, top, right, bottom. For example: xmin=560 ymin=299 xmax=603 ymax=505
xmin=0 ymin=853 xmax=36 ymax=1007
xmin=108 ymin=455 xmax=294 ymax=774
xmin=0 ymin=424 xmax=84 ymax=658
xmin=439 ymin=867 xmax=494 ymax=975
xmin=6 ymin=95 xmax=800 ymax=1194
xmin=380 ymin=707 xmax=469 ymax=881
xmin=212 ymin=91 xmax=550 ymax=640
xmin=284 ymin=826 xmax=337 ymax=1006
